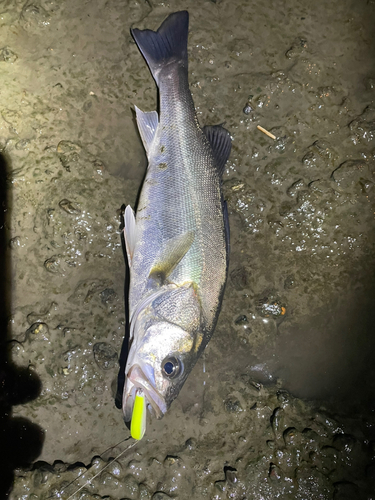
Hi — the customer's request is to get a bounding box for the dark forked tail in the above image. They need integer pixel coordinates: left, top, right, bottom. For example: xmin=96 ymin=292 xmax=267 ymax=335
xmin=131 ymin=11 xmax=189 ymax=86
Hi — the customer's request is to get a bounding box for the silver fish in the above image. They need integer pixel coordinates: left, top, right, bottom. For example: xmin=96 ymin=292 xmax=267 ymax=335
xmin=122 ymin=11 xmax=231 ymax=424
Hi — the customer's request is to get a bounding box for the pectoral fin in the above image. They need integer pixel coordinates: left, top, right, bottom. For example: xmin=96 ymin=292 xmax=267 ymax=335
xmin=149 ymin=230 xmax=195 ymax=284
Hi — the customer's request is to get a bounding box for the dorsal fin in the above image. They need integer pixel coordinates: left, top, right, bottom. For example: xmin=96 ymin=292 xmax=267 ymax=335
xmin=203 ymin=125 xmax=232 ymax=177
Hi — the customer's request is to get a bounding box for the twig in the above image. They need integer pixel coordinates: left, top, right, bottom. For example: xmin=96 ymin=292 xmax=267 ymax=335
xmin=257 ymin=125 xmax=276 ymax=140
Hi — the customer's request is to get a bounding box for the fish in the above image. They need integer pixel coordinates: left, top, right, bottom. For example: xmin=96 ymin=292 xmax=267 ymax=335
xmin=122 ymin=10 xmax=231 ymax=436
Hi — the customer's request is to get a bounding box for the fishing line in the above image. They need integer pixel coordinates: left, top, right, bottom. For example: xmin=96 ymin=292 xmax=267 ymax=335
xmin=48 ymin=436 xmax=138 ymax=499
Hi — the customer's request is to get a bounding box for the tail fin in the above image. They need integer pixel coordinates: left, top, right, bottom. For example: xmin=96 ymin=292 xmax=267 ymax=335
xmin=131 ymin=11 xmax=189 ymax=86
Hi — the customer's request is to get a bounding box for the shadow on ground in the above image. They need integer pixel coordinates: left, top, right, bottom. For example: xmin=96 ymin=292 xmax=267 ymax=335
xmin=0 ymin=152 xmax=44 ymax=498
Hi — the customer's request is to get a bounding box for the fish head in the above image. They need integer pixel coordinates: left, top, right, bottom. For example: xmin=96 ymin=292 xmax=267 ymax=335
xmin=123 ymin=320 xmax=201 ymax=421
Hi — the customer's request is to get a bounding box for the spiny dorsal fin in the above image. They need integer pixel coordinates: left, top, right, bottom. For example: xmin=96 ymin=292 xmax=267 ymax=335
xmin=124 ymin=205 xmax=137 ymax=267
xmin=149 ymin=230 xmax=195 ymax=284
xmin=135 ymin=106 xmax=158 ymax=156
xmin=203 ymin=124 xmax=232 ymax=177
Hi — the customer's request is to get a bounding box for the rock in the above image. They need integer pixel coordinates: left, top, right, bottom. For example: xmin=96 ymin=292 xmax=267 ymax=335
xmin=224 ymin=398 xmax=243 ymax=413
xmin=93 ymin=342 xmax=117 ymax=370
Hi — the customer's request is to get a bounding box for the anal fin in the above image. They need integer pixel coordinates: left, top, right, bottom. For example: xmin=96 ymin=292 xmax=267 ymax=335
xmin=124 ymin=205 xmax=137 ymax=267
xmin=135 ymin=106 xmax=158 ymax=156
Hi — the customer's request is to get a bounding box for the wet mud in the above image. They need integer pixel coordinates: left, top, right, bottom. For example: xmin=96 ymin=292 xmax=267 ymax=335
xmin=1 ymin=0 xmax=375 ymax=498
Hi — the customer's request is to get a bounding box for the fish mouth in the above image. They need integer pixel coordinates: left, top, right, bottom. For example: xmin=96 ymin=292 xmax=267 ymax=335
xmin=123 ymin=364 xmax=167 ymax=421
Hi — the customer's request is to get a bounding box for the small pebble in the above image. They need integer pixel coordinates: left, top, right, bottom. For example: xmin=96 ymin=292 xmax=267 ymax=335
xmin=225 ymin=467 xmax=238 ymax=484
xmin=214 ymin=480 xmax=226 ymax=492
xmin=26 ymin=322 xmax=49 ymax=340
xmin=269 ymin=463 xmax=281 ymax=481
xmin=9 ymin=236 xmax=21 ymax=248
xmin=234 ymin=315 xmax=248 ymax=325
xmin=267 ymin=440 xmax=275 ymax=449
xmin=283 ymin=427 xmax=298 ymax=446
xmin=59 ymin=199 xmax=81 ymax=215
xmin=277 ymin=389 xmax=289 ymax=404
xmin=243 ymin=102 xmax=253 ymax=115
xmin=284 ymin=274 xmax=295 ymax=290
xmin=57 ymin=140 xmax=81 ymax=155
xmin=164 ymin=455 xmax=180 ymax=466
xmin=270 ymin=407 xmax=284 ymax=434
xmin=185 ymin=437 xmax=197 ymax=450
xmin=250 ymin=381 xmax=262 ymax=391
xmin=44 ymin=255 xmax=63 ymax=274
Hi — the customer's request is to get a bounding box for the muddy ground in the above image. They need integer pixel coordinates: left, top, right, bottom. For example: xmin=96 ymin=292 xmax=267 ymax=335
xmin=1 ymin=0 xmax=375 ymax=498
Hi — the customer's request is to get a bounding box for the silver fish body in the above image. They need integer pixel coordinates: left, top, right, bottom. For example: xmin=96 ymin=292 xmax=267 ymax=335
xmin=123 ymin=11 xmax=231 ymax=422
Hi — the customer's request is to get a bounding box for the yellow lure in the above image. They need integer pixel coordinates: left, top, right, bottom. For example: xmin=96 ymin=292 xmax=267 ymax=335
xmin=130 ymin=389 xmax=146 ymax=440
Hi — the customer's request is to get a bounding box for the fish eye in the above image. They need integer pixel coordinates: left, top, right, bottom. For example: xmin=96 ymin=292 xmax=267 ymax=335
xmin=162 ymin=356 xmax=182 ymax=379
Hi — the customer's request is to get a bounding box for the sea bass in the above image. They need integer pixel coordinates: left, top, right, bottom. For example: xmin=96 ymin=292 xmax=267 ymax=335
xmin=122 ymin=11 xmax=231 ymax=436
